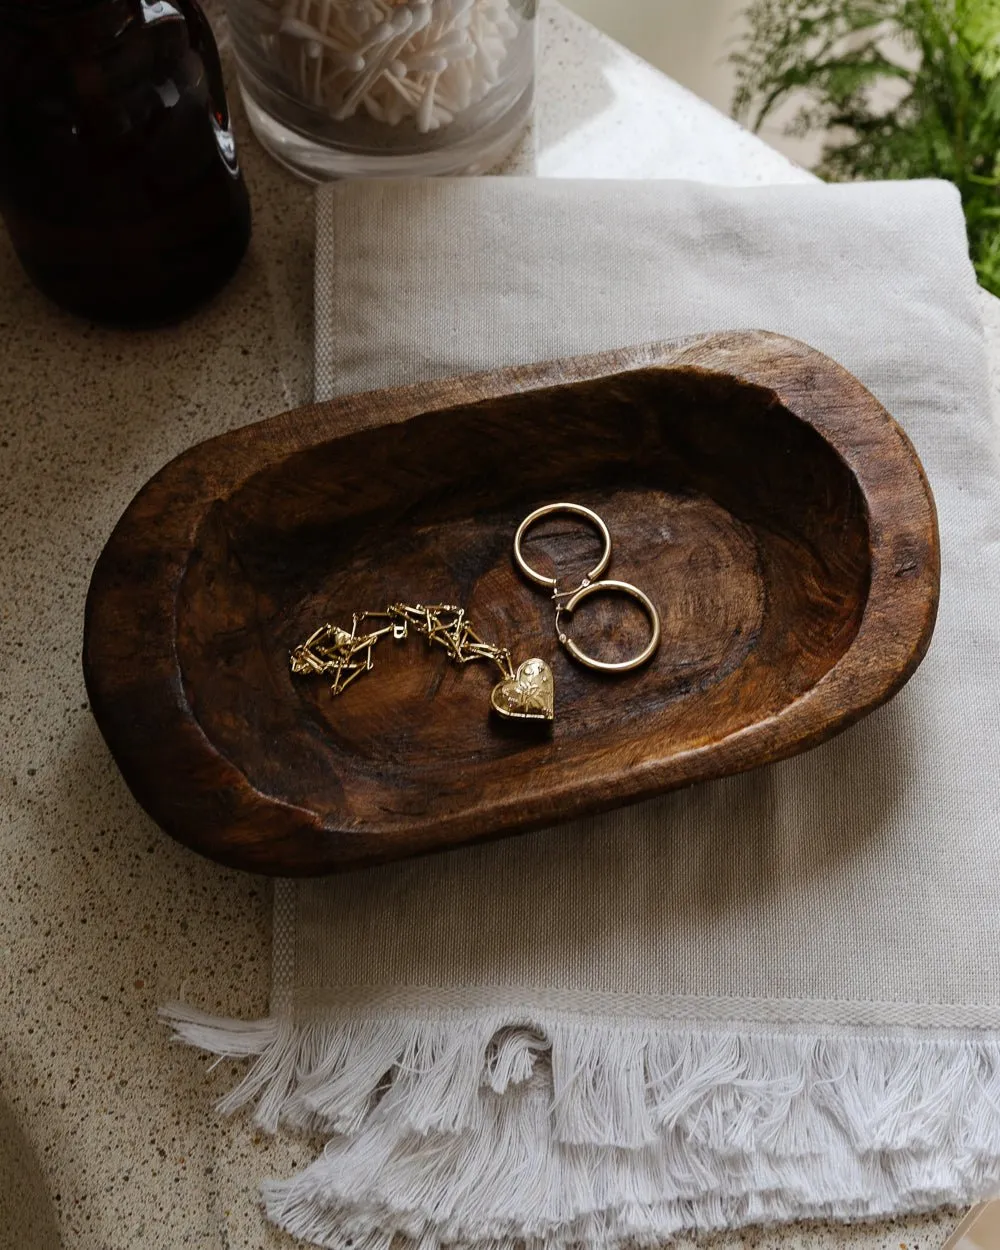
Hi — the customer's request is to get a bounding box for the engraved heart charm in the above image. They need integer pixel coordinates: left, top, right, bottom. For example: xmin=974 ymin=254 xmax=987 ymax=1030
xmin=490 ymin=657 xmax=555 ymax=722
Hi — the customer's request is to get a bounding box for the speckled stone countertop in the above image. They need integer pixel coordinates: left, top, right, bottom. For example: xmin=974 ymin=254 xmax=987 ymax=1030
xmin=0 ymin=3 xmax=983 ymax=1247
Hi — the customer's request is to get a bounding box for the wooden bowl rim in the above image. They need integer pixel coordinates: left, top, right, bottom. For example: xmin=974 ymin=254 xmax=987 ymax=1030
xmin=83 ymin=331 xmax=940 ymax=874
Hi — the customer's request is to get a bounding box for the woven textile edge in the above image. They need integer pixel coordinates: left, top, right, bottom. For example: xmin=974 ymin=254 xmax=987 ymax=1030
xmin=160 ymin=1003 xmax=1000 ymax=1247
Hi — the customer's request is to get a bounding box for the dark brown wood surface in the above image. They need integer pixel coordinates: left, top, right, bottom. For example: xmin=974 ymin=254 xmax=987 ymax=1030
xmin=82 ymin=332 xmax=939 ymax=875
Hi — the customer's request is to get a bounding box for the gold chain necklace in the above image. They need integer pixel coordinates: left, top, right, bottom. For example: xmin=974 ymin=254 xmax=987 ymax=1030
xmin=290 ymin=602 xmax=554 ymax=723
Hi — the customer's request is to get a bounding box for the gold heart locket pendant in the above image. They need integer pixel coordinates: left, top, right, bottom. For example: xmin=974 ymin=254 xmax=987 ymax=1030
xmin=490 ymin=657 xmax=555 ymax=722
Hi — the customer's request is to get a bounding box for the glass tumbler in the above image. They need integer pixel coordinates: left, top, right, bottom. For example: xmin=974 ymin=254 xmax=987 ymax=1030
xmin=227 ymin=0 xmax=536 ymax=179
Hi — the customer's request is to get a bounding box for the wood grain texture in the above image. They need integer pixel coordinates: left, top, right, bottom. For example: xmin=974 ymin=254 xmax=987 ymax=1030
xmin=82 ymin=332 xmax=939 ymax=875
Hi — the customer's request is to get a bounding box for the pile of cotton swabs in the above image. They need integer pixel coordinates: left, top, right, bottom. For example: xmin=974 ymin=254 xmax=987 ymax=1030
xmin=275 ymin=0 xmax=519 ymax=132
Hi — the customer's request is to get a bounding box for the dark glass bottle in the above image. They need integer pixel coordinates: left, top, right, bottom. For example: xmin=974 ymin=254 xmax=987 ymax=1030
xmin=0 ymin=0 xmax=251 ymax=325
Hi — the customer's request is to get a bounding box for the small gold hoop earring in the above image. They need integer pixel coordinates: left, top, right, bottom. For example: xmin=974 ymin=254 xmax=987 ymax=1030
xmin=556 ymin=579 xmax=661 ymax=673
xmin=513 ymin=502 xmax=612 ymax=590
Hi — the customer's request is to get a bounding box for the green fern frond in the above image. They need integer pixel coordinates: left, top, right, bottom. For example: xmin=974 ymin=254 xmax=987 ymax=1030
xmin=732 ymin=0 xmax=1000 ymax=294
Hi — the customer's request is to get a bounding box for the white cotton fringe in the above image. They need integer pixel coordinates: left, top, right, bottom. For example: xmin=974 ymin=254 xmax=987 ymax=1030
xmin=161 ymin=1003 xmax=1000 ymax=1249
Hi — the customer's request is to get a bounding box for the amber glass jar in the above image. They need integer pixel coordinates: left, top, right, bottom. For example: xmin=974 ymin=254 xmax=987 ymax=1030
xmin=0 ymin=0 xmax=251 ymax=325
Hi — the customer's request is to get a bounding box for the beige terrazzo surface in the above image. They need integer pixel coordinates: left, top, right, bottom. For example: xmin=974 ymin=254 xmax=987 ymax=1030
xmin=0 ymin=3 xmax=982 ymax=1247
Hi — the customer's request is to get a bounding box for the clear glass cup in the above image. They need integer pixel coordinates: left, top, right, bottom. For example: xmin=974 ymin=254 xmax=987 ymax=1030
xmin=227 ymin=0 xmax=536 ymax=179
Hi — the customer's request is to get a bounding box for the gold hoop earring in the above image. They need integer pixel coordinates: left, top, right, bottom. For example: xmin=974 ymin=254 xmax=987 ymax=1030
xmin=513 ymin=502 xmax=611 ymax=589
xmin=555 ymin=579 xmax=661 ymax=673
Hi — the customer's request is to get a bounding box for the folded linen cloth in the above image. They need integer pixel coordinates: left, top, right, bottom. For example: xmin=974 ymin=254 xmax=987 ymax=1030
xmin=167 ymin=177 xmax=1000 ymax=1248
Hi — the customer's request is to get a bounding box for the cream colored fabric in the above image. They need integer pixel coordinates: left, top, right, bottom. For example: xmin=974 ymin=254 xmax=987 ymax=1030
xmin=308 ymin=176 xmax=1000 ymax=1021
xmin=171 ymin=177 xmax=1000 ymax=1246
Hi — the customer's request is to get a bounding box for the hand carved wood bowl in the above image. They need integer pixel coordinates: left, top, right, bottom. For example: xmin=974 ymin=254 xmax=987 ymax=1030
xmin=83 ymin=332 xmax=939 ymax=876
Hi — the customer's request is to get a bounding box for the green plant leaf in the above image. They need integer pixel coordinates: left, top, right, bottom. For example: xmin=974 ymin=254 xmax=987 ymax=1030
xmin=732 ymin=0 xmax=1000 ymax=294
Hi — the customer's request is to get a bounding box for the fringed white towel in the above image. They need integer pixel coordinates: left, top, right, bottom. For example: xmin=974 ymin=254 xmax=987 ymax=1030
xmin=166 ymin=177 xmax=1000 ymax=1248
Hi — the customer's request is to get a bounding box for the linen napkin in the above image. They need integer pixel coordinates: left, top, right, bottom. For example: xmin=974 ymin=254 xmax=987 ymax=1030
xmin=167 ymin=177 xmax=1000 ymax=1248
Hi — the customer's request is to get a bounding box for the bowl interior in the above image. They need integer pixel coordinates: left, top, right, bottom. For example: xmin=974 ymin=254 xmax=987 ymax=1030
xmin=175 ymin=369 xmax=870 ymax=831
